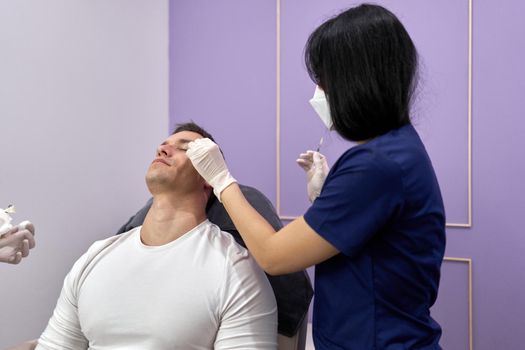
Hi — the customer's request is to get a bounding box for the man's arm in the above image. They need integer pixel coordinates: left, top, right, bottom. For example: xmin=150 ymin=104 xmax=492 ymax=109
xmin=5 ymin=340 xmax=37 ymax=350
xmin=214 ymin=252 xmax=278 ymax=350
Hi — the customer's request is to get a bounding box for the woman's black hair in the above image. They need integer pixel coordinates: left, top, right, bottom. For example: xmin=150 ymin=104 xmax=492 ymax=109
xmin=305 ymin=4 xmax=419 ymax=142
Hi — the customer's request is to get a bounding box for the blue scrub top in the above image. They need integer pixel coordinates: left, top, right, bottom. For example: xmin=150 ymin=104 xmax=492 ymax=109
xmin=304 ymin=124 xmax=446 ymax=349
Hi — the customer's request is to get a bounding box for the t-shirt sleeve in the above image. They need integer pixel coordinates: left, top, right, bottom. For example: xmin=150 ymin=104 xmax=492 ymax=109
xmin=214 ymin=250 xmax=278 ymax=350
xmin=35 ymin=237 xmax=118 ymax=350
xmin=35 ymin=253 xmax=90 ymax=350
xmin=304 ymin=149 xmax=404 ymax=257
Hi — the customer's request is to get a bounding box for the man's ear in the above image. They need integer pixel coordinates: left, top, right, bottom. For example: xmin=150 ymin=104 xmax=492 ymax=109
xmin=204 ymin=183 xmax=217 ymax=212
xmin=203 ymin=182 xmax=213 ymax=199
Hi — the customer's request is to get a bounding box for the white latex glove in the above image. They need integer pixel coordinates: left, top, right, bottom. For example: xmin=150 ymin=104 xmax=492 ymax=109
xmin=296 ymin=150 xmax=329 ymax=202
xmin=0 ymin=222 xmax=36 ymax=264
xmin=186 ymin=138 xmax=237 ymax=202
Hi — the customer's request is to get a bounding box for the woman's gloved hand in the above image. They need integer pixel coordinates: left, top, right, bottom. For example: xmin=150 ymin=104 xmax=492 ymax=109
xmin=296 ymin=150 xmax=329 ymax=202
xmin=186 ymin=138 xmax=237 ymax=202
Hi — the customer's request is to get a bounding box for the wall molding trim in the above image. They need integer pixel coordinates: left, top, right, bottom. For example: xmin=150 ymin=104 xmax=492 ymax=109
xmin=443 ymin=256 xmax=474 ymax=350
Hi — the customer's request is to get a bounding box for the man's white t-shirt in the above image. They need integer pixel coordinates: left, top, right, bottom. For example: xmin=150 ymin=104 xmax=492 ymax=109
xmin=36 ymin=220 xmax=277 ymax=349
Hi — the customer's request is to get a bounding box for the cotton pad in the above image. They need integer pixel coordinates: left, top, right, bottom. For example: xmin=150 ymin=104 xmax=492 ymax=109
xmin=0 ymin=205 xmax=15 ymax=236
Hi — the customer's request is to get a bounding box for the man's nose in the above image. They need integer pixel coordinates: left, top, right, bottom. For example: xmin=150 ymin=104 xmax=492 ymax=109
xmin=156 ymin=144 xmax=171 ymax=157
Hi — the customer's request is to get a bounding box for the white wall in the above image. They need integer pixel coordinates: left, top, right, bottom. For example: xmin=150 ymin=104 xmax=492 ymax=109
xmin=0 ymin=1 xmax=168 ymax=346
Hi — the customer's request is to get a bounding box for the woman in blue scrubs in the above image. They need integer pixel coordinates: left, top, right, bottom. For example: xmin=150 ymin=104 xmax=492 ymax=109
xmin=187 ymin=4 xmax=445 ymax=349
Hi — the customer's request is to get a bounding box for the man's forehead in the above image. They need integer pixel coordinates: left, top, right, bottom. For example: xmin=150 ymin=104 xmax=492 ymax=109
xmin=165 ymin=130 xmax=203 ymax=144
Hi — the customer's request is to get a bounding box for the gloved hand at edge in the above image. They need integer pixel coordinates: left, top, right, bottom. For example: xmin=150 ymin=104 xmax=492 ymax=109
xmin=0 ymin=222 xmax=36 ymax=264
xmin=186 ymin=138 xmax=237 ymax=202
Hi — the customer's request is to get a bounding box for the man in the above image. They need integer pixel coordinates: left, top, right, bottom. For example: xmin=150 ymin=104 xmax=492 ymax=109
xmin=35 ymin=122 xmax=277 ymax=349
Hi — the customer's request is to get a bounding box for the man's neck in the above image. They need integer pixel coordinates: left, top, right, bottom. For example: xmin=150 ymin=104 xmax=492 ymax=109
xmin=140 ymin=193 xmax=207 ymax=246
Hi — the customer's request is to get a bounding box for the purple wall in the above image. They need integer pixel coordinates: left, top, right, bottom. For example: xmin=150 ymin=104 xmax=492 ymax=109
xmin=170 ymin=0 xmax=525 ymax=348
xmin=169 ymin=0 xmax=277 ymax=202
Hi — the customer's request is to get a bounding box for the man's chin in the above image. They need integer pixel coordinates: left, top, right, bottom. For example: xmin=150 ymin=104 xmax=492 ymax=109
xmin=145 ymin=174 xmax=173 ymax=193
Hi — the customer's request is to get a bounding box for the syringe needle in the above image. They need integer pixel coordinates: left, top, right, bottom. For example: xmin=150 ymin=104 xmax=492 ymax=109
xmin=316 ymin=137 xmax=324 ymax=152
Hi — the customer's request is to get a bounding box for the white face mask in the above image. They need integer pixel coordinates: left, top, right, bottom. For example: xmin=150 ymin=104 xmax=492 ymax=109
xmin=309 ymin=85 xmax=334 ymax=130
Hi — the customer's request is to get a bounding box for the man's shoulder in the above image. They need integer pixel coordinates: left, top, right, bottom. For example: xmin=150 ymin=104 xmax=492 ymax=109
xmin=200 ymin=222 xmax=273 ymax=297
xmin=77 ymin=227 xmax=138 ymax=268
xmin=200 ymin=220 xmax=247 ymax=249
xmin=198 ymin=221 xmax=251 ymax=264
xmin=91 ymin=227 xmax=137 ymax=251
xmin=62 ymin=228 xmax=139 ymax=293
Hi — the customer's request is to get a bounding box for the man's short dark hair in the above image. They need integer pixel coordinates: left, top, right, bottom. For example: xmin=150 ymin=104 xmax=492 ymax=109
xmin=173 ymin=121 xmax=217 ymax=143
